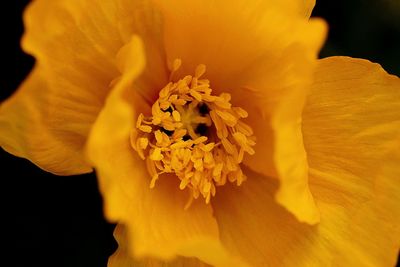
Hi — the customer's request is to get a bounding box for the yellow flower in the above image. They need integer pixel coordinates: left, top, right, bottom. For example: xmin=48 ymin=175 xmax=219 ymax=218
xmin=1 ymin=0 xmax=399 ymax=266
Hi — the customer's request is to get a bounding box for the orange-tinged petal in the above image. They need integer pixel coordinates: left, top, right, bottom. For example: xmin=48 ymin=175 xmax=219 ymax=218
xmin=214 ymin=161 xmax=400 ymax=266
xmin=336 ymin=140 xmax=400 ymax=266
xmin=109 ymin=225 xmax=210 ymax=267
xmin=57 ymin=0 xmax=169 ymax=101
xmin=0 ymin=0 xmax=168 ymax=174
xmin=154 ymin=0 xmax=327 ymax=224
xmin=302 ymin=56 xmax=400 ymax=265
xmin=87 ymin=37 xmax=242 ymax=267
xmin=24 ymin=0 xmax=168 ymax=104
xmin=22 ymin=0 xmax=164 ymax=72
xmin=22 ymin=0 xmax=122 ymax=106
xmin=243 ymin=22 xmax=326 ymax=225
xmin=213 ymin=168 xmax=327 ymax=266
xmin=269 ymin=0 xmax=316 ymax=18
xmin=0 ymin=67 xmax=92 ymax=174
xmin=300 ymin=0 xmax=316 ymax=18
xmin=154 ymin=0 xmax=325 ymax=93
xmin=0 ymin=0 xmax=120 ymax=174
xmin=265 ymin=20 xmax=326 ymax=224
xmin=237 ymin=39 xmax=325 ymax=224
xmin=303 ymin=57 xmax=400 ymax=206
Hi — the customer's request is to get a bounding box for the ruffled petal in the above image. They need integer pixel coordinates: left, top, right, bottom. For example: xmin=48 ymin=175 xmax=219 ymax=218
xmin=154 ymin=0 xmax=327 ymax=224
xmin=108 ymin=225 xmax=210 ymax=267
xmin=87 ymin=37 xmax=241 ymax=266
xmin=213 ymin=161 xmax=400 ymax=266
xmin=0 ymin=0 xmax=119 ymax=174
xmin=0 ymin=0 xmax=166 ymax=174
xmin=0 ymin=67 xmax=92 ymax=174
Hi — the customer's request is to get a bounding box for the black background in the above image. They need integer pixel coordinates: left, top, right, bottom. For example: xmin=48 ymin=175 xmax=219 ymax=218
xmin=1 ymin=1 xmax=399 ymax=267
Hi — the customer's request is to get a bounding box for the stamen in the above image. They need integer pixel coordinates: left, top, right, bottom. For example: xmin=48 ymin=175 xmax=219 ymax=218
xmin=131 ymin=60 xmax=256 ymax=205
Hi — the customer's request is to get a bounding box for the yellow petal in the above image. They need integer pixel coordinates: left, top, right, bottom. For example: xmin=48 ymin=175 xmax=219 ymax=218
xmin=87 ymin=37 xmax=241 ymax=267
xmin=214 ymin=164 xmax=400 ymax=266
xmin=108 ymin=224 xmax=210 ymax=267
xmin=154 ymin=0 xmax=326 ymax=224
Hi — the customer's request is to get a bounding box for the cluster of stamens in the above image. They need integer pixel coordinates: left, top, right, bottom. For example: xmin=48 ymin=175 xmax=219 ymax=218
xmin=131 ymin=60 xmax=255 ymax=206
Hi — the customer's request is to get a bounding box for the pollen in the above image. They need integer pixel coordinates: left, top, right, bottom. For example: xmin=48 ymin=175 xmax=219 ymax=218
xmin=131 ymin=60 xmax=256 ymax=206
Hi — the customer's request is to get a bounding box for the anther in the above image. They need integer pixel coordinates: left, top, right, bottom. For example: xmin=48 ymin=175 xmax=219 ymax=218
xmin=131 ymin=60 xmax=256 ymax=206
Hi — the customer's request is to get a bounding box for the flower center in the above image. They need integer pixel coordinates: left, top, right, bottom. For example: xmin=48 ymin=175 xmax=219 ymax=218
xmin=131 ymin=60 xmax=255 ymax=206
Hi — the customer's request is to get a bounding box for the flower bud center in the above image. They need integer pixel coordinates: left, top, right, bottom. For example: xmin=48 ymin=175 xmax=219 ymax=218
xmin=131 ymin=60 xmax=256 ymax=206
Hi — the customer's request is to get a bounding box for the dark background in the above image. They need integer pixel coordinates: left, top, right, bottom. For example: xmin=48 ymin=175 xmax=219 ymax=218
xmin=1 ymin=1 xmax=399 ymax=267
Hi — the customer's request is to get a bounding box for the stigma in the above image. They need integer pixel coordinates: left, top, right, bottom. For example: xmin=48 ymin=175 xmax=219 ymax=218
xmin=131 ymin=59 xmax=255 ymax=206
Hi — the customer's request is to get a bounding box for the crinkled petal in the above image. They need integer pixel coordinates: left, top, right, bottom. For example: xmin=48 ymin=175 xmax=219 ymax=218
xmin=213 ymin=160 xmax=400 ymax=266
xmin=87 ymin=37 xmax=242 ymax=267
xmin=154 ymin=0 xmax=326 ymax=224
